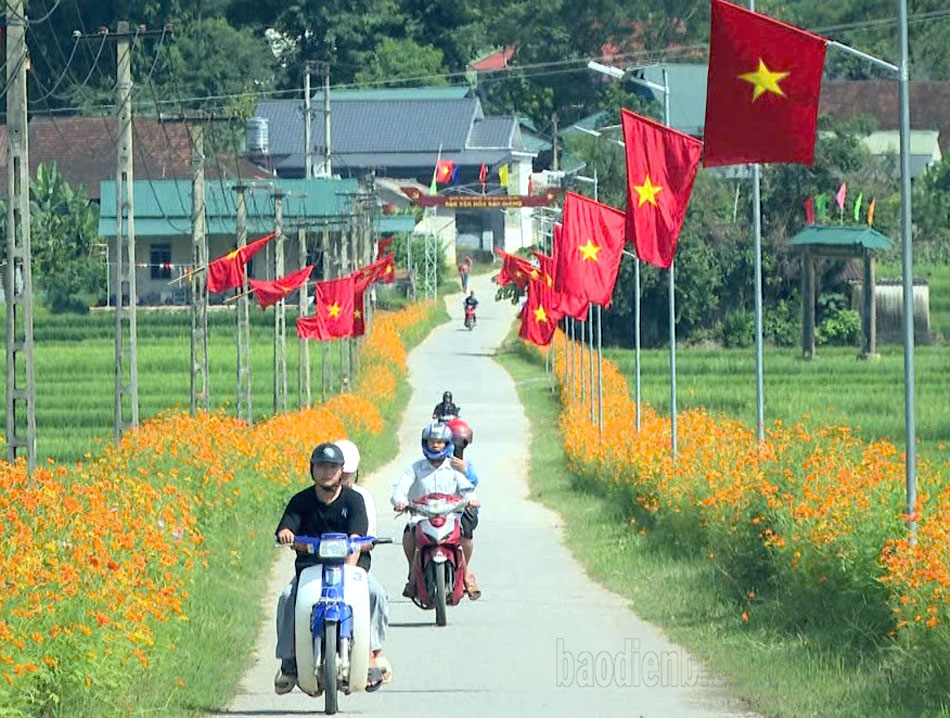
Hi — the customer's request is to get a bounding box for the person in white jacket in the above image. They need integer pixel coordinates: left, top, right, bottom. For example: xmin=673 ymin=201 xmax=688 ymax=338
xmin=391 ymin=422 xmax=479 ymax=599
xmin=334 ymin=439 xmax=392 ymax=690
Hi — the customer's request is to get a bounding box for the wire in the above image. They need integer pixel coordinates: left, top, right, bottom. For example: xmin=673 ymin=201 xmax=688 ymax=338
xmin=27 ymin=35 xmax=81 ymax=105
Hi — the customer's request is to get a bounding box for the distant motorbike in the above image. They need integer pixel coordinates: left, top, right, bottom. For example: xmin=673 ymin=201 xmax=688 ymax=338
xmin=463 ymin=304 xmax=477 ymax=330
xmin=288 ymin=534 xmax=390 ymax=714
xmin=402 ymin=493 xmax=470 ymax=626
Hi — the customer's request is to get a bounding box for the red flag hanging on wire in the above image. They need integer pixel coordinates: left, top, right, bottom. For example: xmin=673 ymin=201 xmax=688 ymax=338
xmin=376 ymin=236 xmax=394 ymax=260
xmin=495 ymin=248 xmax=538 ymax=289
xmin=207 ymin=232 xmax=277 ymax=293
xmin=297 ymin=276 xmax=355 ymax=340
xmin=249 ymin=264 xmax=314 ymax=308
xmin=554 ymin=191 xmax=626 ymax=307
xmin=352 ymin=288 xmax=367 ymax=337
xmin=621 ymin=109 xmax=702 ymax=269
xmin=703 ymin=0 xmax=827 ymax=167
xmin=518 ymin=278 xmax=561 ymax=346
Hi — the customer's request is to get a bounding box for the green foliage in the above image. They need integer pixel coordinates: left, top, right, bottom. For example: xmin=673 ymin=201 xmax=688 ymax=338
xmin=722 ymin=310 xmax=754 ymax=348
xmin=764 ymin=299 xmax=801 ymax=347
xmin=0 ymin=163 xmax=103 ymax=314
xmin=354 ymin=38 xmax=449 ymax=87
xmin=817 ymin=308 xmax=861 ymax=346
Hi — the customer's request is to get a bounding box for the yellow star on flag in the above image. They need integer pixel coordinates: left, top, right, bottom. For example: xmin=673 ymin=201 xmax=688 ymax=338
xmin=225 ymin=249 xmax=240 ymax=260
xmin=385 ymin=265 xmax=393 ymax=274
xmin=327 ymin=302 xmax=342 ymax=319
xmin=633 ymin=176 xmax=663 ymax=207
xmin=545 ymin=273 xmax=553 ymax=288
xmin=578 ymin=239 xmax=602 ymax=262
xmin=354 ymin=309 xmax=362 ymax=319
xmin=530 ymin=268 xmax=540 ymax=279
xmin=533 ymin=305 xmax=548 ymax=323
xmin=738 ymin=59 xmax=790 ymax=102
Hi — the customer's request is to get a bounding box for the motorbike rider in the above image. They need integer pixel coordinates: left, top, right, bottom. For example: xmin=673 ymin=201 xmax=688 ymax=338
xmin=446 ymin=418 xmax=481 ymax=599
xmin=432 ymin=391 xmax=460 ymax=421
xmin=334 ymin=439 xmax=392 ymax=689
xmin=273 ymin=443 xmax=369 ymax=695
xmin=464 ymin=291 xmax=479 ymax=311
xmin=390 ymin=422 xmax=479 ymax=599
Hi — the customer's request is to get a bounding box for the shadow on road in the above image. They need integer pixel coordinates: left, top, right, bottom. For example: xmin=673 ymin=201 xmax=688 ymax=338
xmin=388 ymin=621 xmax=436 ymax=628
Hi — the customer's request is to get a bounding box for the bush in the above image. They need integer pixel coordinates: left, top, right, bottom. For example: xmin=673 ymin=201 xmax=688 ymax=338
xmin=721 ymin=310 xmax=754 ymax=348
xmin=764 ymin=299 xmax=800 ymax=346
xmin=817 ymin=308 xmax=861 ymax=345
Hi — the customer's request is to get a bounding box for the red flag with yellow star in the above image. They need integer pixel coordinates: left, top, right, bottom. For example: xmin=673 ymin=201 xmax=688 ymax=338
xmin=249 ymin=265 xmax=314 ymax=308
xmin=554 ymin=191 xmax=626 ymax=308
xmin=703 ymin=0 xmax=827 ymax=167
xmin=352 ymin=288 xmax=367 ymax=337
xmin=312 ymin=276 xmax=355 ymax=338
xmin=206 ymin=232 xmax=277 ymax=293
xmin=621 ymin=109 xmax=703 ymax=269
xmin=353 ymin=253 xmax=396 ymax=292
xmin=519 ymin=278 xmax=560 ymax=346
xmin=531 ymin=249 xmax=588 ymax=321
xmin=495 ymin=248 xmax=537 ymax=289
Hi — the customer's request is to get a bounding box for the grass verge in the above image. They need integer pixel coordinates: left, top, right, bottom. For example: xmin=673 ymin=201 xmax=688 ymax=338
xmin=495 ymin=335 xmax=946 ymax=718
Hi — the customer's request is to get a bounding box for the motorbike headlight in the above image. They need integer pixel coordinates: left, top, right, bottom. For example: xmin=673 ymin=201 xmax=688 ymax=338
xmin=318 ymin=538 xmax=349 ymax=559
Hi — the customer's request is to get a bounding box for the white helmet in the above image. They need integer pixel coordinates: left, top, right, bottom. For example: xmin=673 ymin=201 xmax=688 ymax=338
xmin=334 ymin=439 xmax=361 ymax=473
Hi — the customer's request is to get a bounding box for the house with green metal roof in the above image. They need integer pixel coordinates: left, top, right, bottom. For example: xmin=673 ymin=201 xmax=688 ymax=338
xmin=97 ymin=177 xmax=402 ymax=305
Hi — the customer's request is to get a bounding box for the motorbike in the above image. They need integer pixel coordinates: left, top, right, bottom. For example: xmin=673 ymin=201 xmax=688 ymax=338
xmin=289 ymin=534 xmax=390 ymax=715
xmin=463 ymin=303 xmax=477 ymax=330
xmin=403 ymin=493 xmax=469 ymax=626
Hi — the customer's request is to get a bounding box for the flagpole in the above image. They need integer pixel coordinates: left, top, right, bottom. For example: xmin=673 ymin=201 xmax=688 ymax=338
xmin=669 ymin=260 xmax=678 ymax=456
xmin=634 ymin=261 xmax=641 ymax=431
xmin=897 ymin=0 xmax=918 ymax=541
xmin=597 ymin=305 xmax=604 ymax=433
xmin=748 ymin=0 xmax=766 ymax=444
xmin=588 ymin=304 xmax=595 ymax=425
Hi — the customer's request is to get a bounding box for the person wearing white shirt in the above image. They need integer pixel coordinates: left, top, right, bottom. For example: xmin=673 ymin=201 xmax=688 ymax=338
xmin=334 ymin=439 xmax=391 ymax=690
xmin=390 ymin=422 xmax=480 ymax=599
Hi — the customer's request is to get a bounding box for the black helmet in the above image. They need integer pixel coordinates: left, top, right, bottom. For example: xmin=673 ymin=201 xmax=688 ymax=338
xmin=443 ymin=391 xmax=453 ymax=403
xmin=310 ymin=442 xmax=345 ymax=466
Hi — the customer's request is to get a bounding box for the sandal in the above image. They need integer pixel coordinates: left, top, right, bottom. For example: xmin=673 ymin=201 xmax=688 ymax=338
xmin=376 ymin=656 xmax=393 ymax=683
xmin=366 ymin=666 xmax=385 ymax=692
xmin=465 ymin=574 xmax=482 ymax=601
xmin=402 ymin=581 xmax=415 ymax=598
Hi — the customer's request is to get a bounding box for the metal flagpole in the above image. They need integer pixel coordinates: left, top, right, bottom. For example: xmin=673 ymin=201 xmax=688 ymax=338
xmin=896 ymin=0 xmax=918 ymax=541
xmin=634 ymin=261 xmax=641 ymax=431
xmin=749 ymin=1 xmax=766 ymax=443
xmin=669 ymin=261 xmax=678 ymax=456
xmin=588 ymin=304 xmax=595 ymax=424
xmin=597 ymin=305 xmax=604 ymax=433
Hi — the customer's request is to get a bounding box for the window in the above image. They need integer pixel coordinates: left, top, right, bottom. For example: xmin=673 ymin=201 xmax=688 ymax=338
xmin=150 ymin=244 xmax=172 ymax=280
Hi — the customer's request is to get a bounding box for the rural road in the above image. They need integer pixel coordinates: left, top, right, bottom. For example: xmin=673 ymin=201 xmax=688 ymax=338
xmin=221 ymin=273 xmax=753 ymax=717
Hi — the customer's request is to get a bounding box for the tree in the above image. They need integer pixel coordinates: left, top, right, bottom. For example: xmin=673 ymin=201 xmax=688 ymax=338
xmin=354 ymin=39 xmax=450 ymax=87
xmin=17 ymin=164 xmax=103 ymax=313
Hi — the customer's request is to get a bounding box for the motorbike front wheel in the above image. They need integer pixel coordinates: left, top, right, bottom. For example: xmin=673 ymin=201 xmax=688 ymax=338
xmin=433 ymin=563 xmax=448 ymax=626
xmin=324 ymin=620 xmax=338 ymax=715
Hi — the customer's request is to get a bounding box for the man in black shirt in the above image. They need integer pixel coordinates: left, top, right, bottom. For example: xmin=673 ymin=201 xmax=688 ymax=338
xmin=432 ymin=390 xmax=460 ymax=420
xmin=274 ymin=442 xmax=368 ymax=694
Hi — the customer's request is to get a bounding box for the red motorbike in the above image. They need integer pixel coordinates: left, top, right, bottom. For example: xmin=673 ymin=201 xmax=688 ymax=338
xmin=463 ymin=304 xmax=477 ymax=330
xmin=405 ymin=493 xmax=469 ymax=626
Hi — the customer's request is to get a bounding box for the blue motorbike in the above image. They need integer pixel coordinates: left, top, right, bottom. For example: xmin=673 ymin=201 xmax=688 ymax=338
xmin=290 ymin=534 xmax=389 ymax=714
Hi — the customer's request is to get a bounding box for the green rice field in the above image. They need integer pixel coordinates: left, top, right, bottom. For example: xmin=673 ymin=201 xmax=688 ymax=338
xmin=0 ymin=304 xmax=357 ymax=463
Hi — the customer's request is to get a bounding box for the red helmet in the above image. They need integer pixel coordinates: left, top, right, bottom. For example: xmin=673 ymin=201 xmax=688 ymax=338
xmin=446 ymin=418 xmax=473 ymax=452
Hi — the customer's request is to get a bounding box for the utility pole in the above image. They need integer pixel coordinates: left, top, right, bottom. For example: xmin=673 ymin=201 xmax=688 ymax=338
xmin=235 ymin=185 xmax=253 ymax=424
xmin=190 ymin=125 xmax=209 ymax=414
xmin=315 ymin=62 xmax=332 ymax=177
xmin=552 ymin=111 xmax=559 ymax=172
xmin=321 ymin=221 xmax=329 ymax=401
xmin=304 ymin=64 xmax=314 ymax=181
xmin=113 ymin=20 xmax=140 ymax=440
xmin=273 ymin=191 xmax=288 ymax=413
xmin=298 ymin=224 xmax=311 ymax=407
xmin=5 ymin=0 xmax=36 ymax=471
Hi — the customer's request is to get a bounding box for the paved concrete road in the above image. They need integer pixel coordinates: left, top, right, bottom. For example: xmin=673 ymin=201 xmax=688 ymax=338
xmin=221 ymin=274 xmax=753 ymax=717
